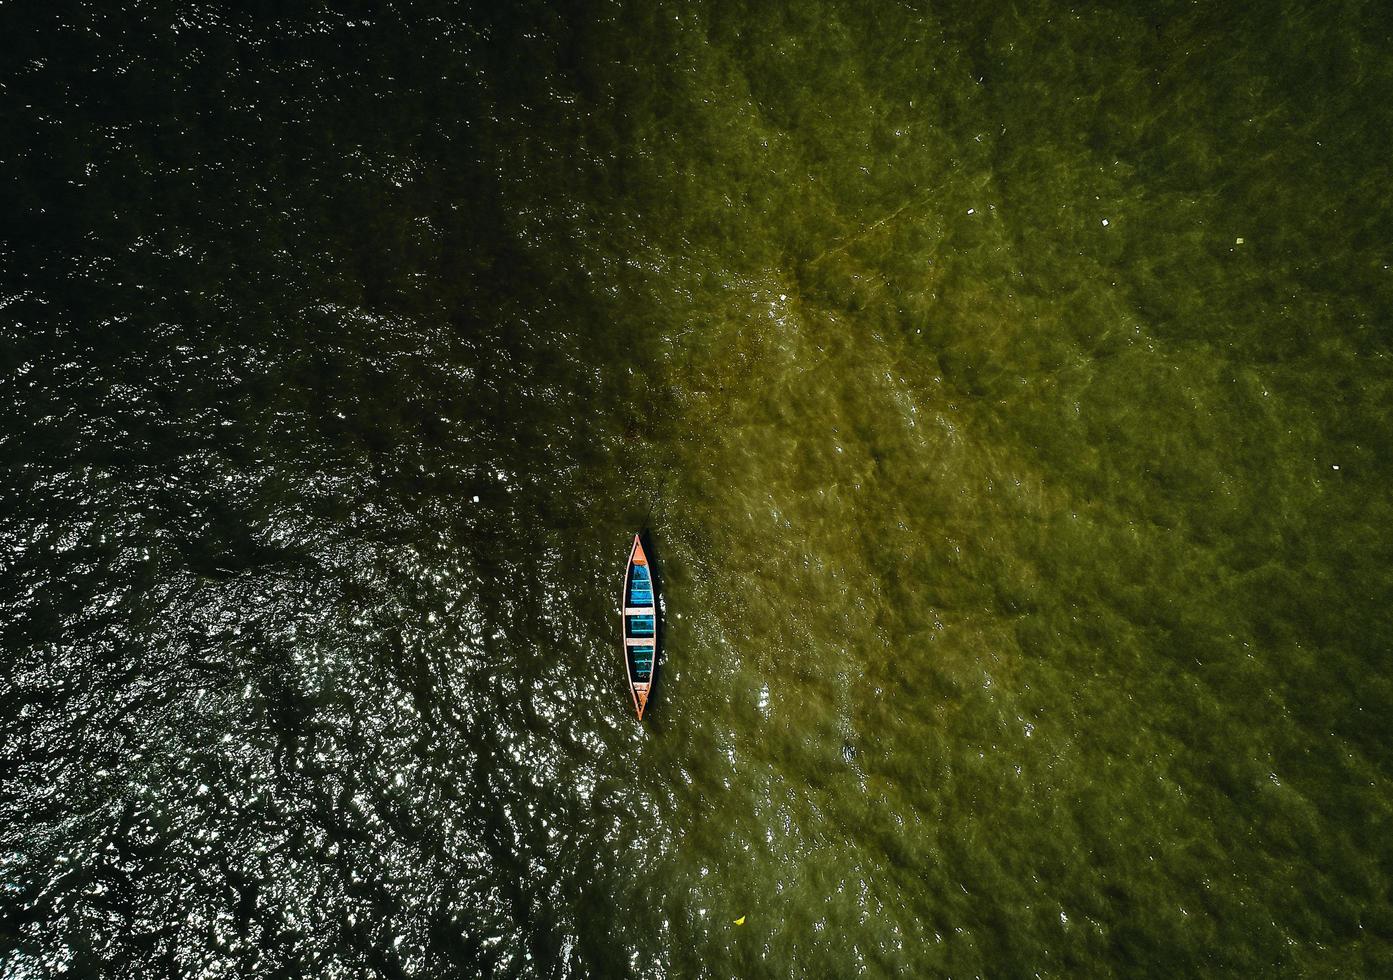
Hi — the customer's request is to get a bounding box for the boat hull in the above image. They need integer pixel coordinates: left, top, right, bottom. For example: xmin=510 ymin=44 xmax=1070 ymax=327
xmin=621 ymin=534 xmax=657 ymax=718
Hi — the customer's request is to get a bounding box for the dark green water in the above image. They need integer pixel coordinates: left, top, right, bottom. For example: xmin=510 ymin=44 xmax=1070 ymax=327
xmin=4 ymin=1 xmax=1393 ymax=976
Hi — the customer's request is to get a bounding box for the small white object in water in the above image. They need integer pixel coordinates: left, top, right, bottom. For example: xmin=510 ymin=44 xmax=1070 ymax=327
xmin=966 ymin=208 xmax=975 ymax=215
xmin=1236 ymin=237 xmax=1245 ymax=244
xmin=1332 ymin=464 xmax=1340 ymax=470
xmin=472 ymin=495 xmax=479 ymax=502
xmin=1101 ymin=218 xmax=1109 ymax=227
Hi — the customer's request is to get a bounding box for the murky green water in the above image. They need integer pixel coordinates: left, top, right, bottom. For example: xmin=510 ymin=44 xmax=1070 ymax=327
xmin=4 ymin=1 xmax=1392 ymax=976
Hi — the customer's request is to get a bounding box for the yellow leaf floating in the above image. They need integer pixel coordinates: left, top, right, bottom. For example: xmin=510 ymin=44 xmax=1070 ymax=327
xmin=734 ymin=916 xmax=746 ymax=926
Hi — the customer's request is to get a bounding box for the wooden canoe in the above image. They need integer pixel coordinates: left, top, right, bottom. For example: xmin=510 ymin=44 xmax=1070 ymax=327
xmin=621 ymin=534 xmax=658 ymax=719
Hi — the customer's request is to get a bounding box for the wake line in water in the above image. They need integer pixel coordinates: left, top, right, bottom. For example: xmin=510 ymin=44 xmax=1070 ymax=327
xmin=807 ymin=183 xmax=945 ymax=266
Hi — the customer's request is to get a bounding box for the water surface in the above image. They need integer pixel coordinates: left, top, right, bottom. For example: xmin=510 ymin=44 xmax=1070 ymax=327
xmin=3 ymin=1 xmax=1392 ymax=976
